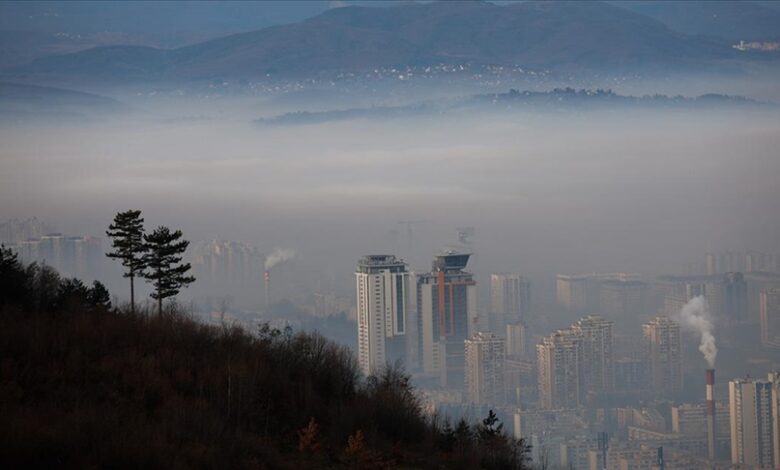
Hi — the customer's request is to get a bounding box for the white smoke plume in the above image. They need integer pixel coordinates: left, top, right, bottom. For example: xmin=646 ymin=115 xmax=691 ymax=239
xmin=675 ymin=296 xmax=717 ymax=367
xmin=264 ymin=248 xmax=296 ymax=270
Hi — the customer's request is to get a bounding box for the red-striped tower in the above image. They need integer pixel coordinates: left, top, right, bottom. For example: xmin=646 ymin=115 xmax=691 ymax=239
xmin=706 ymin=368 xmax=716 ymax=460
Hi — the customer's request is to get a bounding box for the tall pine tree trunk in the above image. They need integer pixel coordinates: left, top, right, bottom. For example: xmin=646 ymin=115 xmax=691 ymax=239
xmin=158 ymin=296 xmax=163 ymax=317
xmin=130 ymin=274 xmax=135 ymax=315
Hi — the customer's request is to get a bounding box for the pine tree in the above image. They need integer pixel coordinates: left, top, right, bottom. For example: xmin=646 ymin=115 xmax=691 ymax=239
xmin=55 ymin=278 xmax=89 ymax=310
xmin=106 ymin=210 xmax=146 ymax=314
xmin=439 ymin=420 xmax=456 ymax=452
xmin=0 ymin=244 xmax=28 ymax=308
xmin=88 ymin=281 xmax=111 ymax=309
xmin=478 ymin=409 xmax=503 ymax=441
xmin=142 ymin=226 xmax=195 ymax=316
xmin=454 ymin=418 xmax=473 ymax=443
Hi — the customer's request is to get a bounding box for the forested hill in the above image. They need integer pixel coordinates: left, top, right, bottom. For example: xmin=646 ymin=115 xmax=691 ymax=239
xmin=7 ymin=0 xmax=758 ymax=83
xmin=0 ymin=247 xmax=529 ymax=469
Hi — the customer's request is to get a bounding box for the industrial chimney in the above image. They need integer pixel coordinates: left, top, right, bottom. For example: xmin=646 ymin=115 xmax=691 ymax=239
xmin=264 ymin=270 xmax=270 ymax=309
xmin=705 ymin=368 xmax=716 ymax=460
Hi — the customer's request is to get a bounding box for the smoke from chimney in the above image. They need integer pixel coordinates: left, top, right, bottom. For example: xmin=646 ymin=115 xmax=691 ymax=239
xmin=264 ymin=248 xmax=296 ymax=270
xmin=263 ymin=248 xmax=296 ymax=309
xmin=676 ymin=296 xmax=717 ymax=367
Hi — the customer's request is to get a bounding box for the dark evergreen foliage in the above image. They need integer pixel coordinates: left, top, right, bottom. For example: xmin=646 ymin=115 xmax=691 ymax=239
xmin=142 ymin=225 xmax=195 ymax=316
xmin=1 ymin=249 xmax=113 ymax=315
xmin=88 ymin=280 xmax=111 ymax=309
xmin=0 ymin=245 xmax=27 ymax=308
xmin=106 ymin=210 xmax=146 ymax=314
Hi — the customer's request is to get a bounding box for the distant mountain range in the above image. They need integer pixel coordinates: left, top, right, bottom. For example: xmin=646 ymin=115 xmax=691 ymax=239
xmin=4 ymin=0 xmax=777 ymax=85
xmin=0 ymin=82 xmax=128 ymax=122
xmin=257 ymin=88 xmax=771 ymax=125
xmin=611 ymin=1 xmax=780 ymax=42
xmin=0 ymin=30 xmax=226 ymax=70
xmin=2 ymin=79 xmax=767 ymax=127
xmin=2 ymin=0 xmax=777 ymax=42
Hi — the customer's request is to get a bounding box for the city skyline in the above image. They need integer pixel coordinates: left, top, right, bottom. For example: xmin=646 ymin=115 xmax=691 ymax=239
xmin=3 ymin=0 xmax=780 ymax=467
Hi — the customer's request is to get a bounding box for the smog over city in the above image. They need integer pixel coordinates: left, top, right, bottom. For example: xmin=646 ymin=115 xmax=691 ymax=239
xmin=1 ymin=1 xmax=780 ymax=468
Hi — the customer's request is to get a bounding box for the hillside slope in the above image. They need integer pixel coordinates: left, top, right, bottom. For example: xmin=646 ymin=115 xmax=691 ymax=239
xmin=9 ymin=1 xmax=745 ymax=83
xmin=612 ymin=0 xmax=780 ymax=42
xmin=0 ymin=248 xmax=528 ymax=469
xmin=0 ymin=82 xmax=129 ymax=122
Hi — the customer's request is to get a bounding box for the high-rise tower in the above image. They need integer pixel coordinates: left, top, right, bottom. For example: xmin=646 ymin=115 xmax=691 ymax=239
xmin=761 ymin=288 xmax=780 ymax=349
xmin=505 ymin=321 xmax=528 ymax=357
xmin=489 ymin=273 xmax=531 ymax=332
xmin=599 ymin=280 xmax=647 ymax=330
xmin=572 ymin=315 xmax=614 ymax=396
xmin=729 ymin=376 xmax=776 ymax=468
xmin=642 ymin=316 xmax=683 ymax=396
xmin=465 ymin=332 xmax=506 ymax=405
xmin=355 ymin=255 xmax=410 ymax=377
xmin=537 ymin=328 xmax=583 ymax=409
xmin=416 ymin=251 xmax=477 ymax=387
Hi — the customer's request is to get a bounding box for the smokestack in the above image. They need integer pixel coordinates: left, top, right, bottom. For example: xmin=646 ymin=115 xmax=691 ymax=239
xmin=706 ymin=368 xmax=716 ymax=460
xmin=264 ymin=270 xmax=270 ymax=309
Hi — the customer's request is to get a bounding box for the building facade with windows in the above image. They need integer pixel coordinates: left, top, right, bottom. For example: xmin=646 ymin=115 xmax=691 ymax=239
xmin=355 ymin=255 xmax=410 ymax=376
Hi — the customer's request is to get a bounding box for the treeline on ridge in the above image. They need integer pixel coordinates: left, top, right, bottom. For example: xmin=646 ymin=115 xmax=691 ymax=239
xmin=0 ymin=246 xmax=530 ymax=469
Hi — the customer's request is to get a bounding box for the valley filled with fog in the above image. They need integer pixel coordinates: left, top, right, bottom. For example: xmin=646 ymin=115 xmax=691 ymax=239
xmin=4 ymin=2 xmax=780 ymax=467
xmin=2 ymin=92 xmax=779 ymax=311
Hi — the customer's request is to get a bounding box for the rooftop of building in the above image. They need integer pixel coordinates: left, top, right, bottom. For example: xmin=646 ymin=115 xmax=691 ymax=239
xmin=601 ymin=279 xmax=647 ymax=287
xmin=655 ymin=272 xmax=746 ymax=283
xmin=490 ymin=273 xmax=528 ymax=279
xmin=539 ymin=328 xmax=583 ymax=345
xmin=556 ymin=272 xmax=641 ymax=281
xmin=467 ymin=331 xmax=503 ymax=342
xmin=745 ymin=270 xmax=780 ymax=280
xmin=642 ymin=315 xmax=679 ymax=326
xmin=433 ymin=250 xmax=471 ymax=272
xmin=356 ymin=254 xmax=407 ymax=273
xmin=573 ymin=315 xmax=613 ymax=327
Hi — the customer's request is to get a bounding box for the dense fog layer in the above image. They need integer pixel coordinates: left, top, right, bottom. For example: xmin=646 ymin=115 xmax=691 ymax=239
xmin=2 ymin=100 xmax=779 ymax=310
